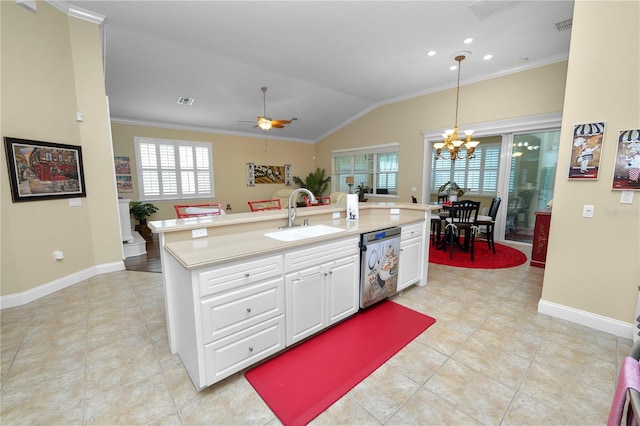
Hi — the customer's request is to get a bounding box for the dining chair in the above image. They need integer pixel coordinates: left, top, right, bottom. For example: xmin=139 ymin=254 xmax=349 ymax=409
xmin=476 ymin=197 xmax=501 ymax=254
xmin=303 ymin=195 xmax=331 ymax=206
xmin=443 ymin=200 xmax=481 ymax=260
xmin=174 ymin=203 xmax=223 ymax=218
xmin=248 ymin=199 xmax=282 ymax=212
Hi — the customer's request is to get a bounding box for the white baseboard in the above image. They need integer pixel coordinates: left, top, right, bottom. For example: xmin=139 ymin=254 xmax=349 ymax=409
xmin=0 ymin=261 xmax=125 ymax=310
xmin=538 ymin=299 xmax=634 ymax=339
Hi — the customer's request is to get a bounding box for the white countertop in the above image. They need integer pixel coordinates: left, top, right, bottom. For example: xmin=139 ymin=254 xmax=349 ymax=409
xmin=151 ymin=202 xmax=438 ymax=270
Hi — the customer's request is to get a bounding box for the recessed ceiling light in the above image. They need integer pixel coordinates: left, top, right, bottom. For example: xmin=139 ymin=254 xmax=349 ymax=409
xmin=427 ymin=50 xmax=436 ymax=56
xmin=177 ymin=96 xmax=195 ymax=106
xmin=463 ymin=37 xmax=474 ymax=44
xmin=483 ymin=54 xmax=493 ymax=60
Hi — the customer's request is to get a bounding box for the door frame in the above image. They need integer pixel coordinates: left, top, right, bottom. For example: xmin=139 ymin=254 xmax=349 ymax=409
xmin=421 ymin=112 xmax=562 ymax=245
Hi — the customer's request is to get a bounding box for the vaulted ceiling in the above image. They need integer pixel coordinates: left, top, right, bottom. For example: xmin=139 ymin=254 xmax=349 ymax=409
xmin=63 ymin=0 xmax=574 ymax=143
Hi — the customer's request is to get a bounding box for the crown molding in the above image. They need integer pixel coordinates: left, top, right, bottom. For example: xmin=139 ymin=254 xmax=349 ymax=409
xmin=45 ymin=0 xmax=105 ymax=25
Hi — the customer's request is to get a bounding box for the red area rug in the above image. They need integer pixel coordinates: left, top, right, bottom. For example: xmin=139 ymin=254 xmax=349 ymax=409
xmin=429 ymin=239 xmax=527 ymax=269
xmin=245 ymin=301 xmax=436 ymax=426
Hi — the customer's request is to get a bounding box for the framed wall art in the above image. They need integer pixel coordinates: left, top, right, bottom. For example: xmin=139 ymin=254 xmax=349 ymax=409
xmin=4 ymin=137 xmax=87 ymax=202
xmin=568 ymin=122 xmax=605 ymax=180
xmin=612 ymin=129 xmax=640 ymax=190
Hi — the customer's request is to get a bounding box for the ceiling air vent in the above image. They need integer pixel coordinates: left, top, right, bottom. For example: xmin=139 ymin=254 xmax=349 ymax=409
xmin=555 ymin=18 xmax=572 ymax=31
xmin=177 ymin=96 xmax=195 ymax=106
xmin=469 ymin=0 xmax=519 ymax=20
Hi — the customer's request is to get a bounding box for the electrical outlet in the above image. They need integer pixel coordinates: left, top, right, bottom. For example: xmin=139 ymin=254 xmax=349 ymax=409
xmin=332 ymin=212 xmax=341 ymax=219
xmin=192 ymin=228 xmax=208 ymax=238
xmin=53 ymin=250 xmax=64 ymax=260
xmin=621 ymin=191 xmax=634 ymax=204
xmin=582 ymin=204 xmax=594 ymax=218
xmin=390 ymin=208 xmax=400 ymax=215
xmin=411 ymin=187 xmax=417 ymax=193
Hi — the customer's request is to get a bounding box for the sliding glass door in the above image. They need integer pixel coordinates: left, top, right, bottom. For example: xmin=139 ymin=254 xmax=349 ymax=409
xmin=503 ymin=131 xmax=560 ymax=243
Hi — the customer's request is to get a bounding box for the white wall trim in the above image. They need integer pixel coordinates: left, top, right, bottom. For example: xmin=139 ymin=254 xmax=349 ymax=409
xmin=0 ymin=261 xmax=125 ymax=310
xmin=538 ymin=299 xmax=634 ymax=339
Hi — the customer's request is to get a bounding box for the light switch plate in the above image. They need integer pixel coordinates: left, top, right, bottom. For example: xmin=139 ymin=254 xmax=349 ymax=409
xmin=582 ymin=204 xmax=594 ymax=218
xmin=332 ymin=212 xmax=341 ymax=219
xmin=621 ymin=191 xmax=634 ymax=204
xmin=192 ymin=228 xmax=207 ymax=238
xmin=68 ymin=198 xmax=81 ymax=207
xmin=390 ymin=208 xmax=400 ymax=215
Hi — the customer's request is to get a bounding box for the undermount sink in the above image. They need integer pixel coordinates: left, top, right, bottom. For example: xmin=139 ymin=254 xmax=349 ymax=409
xmin=264 ymin=224 xmax=346 ymax=242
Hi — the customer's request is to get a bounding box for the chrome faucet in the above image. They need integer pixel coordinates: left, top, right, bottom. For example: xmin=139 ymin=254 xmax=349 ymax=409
xmin=286 ymin=188 xmax=315 ymax=228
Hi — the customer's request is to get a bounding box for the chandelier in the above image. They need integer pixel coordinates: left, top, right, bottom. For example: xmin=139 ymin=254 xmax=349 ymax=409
xmin=433 ymin=54 xmax=480 ymax=161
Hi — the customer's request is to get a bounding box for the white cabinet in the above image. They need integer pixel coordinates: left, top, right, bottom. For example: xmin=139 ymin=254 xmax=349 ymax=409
xmin=285 ymin=237 xmax=359 ymax=345
xmin=169 ymin=253 xmax=285 ymax=390
xmin=398 ymin=222 xmax=426 ymax=291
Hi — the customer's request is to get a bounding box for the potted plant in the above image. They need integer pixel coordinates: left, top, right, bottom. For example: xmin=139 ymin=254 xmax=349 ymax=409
xmin=437 ymin=181 xmax=468 ymax=201
xmin=356 ymin=182 xmax=370 ymax=202
xmin=292 ymin=168 xmax=331 ymax=202
xmin=130 ymin=201 xmax=159 ymax=241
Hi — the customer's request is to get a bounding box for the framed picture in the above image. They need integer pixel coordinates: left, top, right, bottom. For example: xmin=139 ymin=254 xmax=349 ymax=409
xmin=114 ymin=156 xmax=131 ymax=175
xmin=116 ymin=175 xmax=133 ymax=193
xmin=612 ymin=129 xmax=640 ymax=190
xmin=568 ymin=122 xmax=605 ymax=180
xmin=4 ymin=137 xmax=87 ymax=202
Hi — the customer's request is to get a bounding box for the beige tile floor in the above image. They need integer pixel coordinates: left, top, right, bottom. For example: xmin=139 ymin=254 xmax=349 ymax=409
xmin=1 ymin=244 xmax=632 ymax=425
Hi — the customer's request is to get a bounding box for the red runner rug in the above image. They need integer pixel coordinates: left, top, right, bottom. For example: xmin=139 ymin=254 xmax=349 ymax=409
xmin=245 ymin=301 xmax=436 ymax=425
xmin=429 ymin=239 xmax=527 ymax=269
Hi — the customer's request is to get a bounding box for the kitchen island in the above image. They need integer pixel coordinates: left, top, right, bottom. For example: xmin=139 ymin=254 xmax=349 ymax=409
xmin=149 ymin=202 xmax=437 ymax=390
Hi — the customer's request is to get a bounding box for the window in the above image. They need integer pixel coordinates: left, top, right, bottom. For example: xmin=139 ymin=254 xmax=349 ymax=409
xmin=332 ymin=144 xmax=398 ymax=196
xmin=430 ymin=143 xmax=500 ymax=195
xmin=134 ymin=137 xmax=214 ymax=201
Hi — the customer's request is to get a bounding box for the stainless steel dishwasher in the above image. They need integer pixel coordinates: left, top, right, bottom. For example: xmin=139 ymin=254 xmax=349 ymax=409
xmin=359 ymin=227 xmax=401 ymax=309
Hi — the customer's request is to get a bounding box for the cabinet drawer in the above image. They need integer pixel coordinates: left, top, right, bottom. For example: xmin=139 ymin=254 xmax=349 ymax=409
xmin=200 ymin=277 xmax=284 ymax=344
xmin=284 ymin=236 xmax=359 ymax=271
xmin=198 ymin=254 xmax=283 ymax=296
xmin=204 ymin=315 xmax=285 ymax=385
xmin=401 ymin=222 xmax=424 ymax=241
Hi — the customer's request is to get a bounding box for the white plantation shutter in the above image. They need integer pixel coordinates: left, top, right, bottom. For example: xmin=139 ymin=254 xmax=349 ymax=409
xmin=430 ymin=143 xmax=500 ymax=196
xmin=135 ymin=137 xmax=214 ymax=201
xmin=332 ymin=143 xmax=399 ymax=195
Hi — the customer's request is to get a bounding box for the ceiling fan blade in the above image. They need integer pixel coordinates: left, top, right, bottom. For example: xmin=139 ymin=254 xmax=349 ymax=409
xmin=271 ymin=123 xmax=285 ymax=128
xmin=271 ymin=120 xmax=291 ymax=125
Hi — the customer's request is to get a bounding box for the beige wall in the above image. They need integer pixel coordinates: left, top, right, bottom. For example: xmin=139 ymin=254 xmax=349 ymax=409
xmin=314 ymin=62 xmax=568 ymax=203
xmin=541 ymin=0 xmax=640 ymax=323
xmin=1 ymin=1 xmax=122 ymax=297
xmin=111 ymin=123 xmax=317 ymax=218
xmin=2 ymin=0 xmax=638 ymax=336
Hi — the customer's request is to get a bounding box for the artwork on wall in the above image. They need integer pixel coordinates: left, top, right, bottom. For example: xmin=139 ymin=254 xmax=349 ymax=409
xmin=568 ymin=122 xmax=605 ymax=180
xmin=114 ymin=156 xmax=131 ymax=174
xmin=4 ymin=137 xmax=87 ymax=202
xmin=246 ymin=163 xmax=292 ymax=186
xmin=116 ymin=175 xmax=133 ymax=193
xmin=612 ymin=129 xmax=640 ymax=190
xmin=246 ymin=162 xmax=255 ymax=187
xmin=114 ymin=156 xmax=133 ymax=193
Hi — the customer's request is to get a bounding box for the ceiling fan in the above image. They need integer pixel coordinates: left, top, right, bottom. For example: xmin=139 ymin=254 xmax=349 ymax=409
xmin=241 ymin=87 xmax=297 ymax=131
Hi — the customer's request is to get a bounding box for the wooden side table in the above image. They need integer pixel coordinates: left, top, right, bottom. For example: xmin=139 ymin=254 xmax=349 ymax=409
xmin=531 ymin=210 xmax=551 ymax=268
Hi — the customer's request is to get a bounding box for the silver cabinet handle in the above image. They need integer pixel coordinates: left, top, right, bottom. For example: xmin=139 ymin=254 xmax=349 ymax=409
xmin=246 ymin=307 xmax=252 ymax=313
xmin=248 ymin=347 xmax=254 ymax=352
xmin=245 ymin=273 xmax=250 ymax=277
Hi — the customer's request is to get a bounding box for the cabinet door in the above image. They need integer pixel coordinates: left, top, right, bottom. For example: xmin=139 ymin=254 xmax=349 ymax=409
xmin=285 ymin=265 xmax=326 ymax=345
xmin=398 ymin=237 xmax=422 ymax=291
xmin=326 ymin=254 xmax=359 ymax=325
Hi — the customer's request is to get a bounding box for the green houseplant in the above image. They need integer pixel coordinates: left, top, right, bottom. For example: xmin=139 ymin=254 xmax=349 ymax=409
xmin=129 ymin=201 xmax=159 ymax=225
xmin=437 ymin=181 xmax=468 ymax=200
xmin=292 ymin=167 xmax=331 ymax=196
xmin=356 ymin=182 xmax=370 ymax=201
